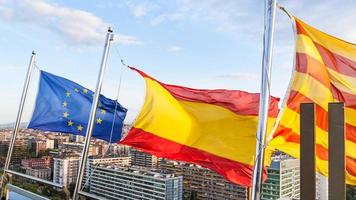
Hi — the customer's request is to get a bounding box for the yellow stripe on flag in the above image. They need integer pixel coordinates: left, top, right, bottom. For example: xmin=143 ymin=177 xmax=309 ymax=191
xmin=291 ymin=72 xmax=334 ymax=110
xmin=346 ymin=107 xmax=356 ymax=127
xmin=296 ymin=34 xmax=324 ymax=64
xmin=327 ymin=68 xmax=356 ymax=95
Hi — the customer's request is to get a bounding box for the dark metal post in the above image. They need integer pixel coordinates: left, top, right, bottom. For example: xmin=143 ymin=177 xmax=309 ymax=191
xmin=328 ymin=102 xmax=345 ymax=200
xmin=300 ymin=103 xmax=316 ymax=200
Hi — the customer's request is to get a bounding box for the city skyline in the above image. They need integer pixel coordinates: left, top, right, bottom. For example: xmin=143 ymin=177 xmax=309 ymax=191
xmin=0 ymin=0 xmax=355 ymax=124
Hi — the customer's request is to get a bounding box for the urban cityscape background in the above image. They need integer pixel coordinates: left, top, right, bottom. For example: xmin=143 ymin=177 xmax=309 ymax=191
xmin=0 ymin=124 xmax=355 ymax=200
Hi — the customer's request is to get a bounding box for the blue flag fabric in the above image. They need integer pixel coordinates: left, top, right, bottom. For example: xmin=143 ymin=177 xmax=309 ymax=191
xmin=28 ymin=71 xmax=127 ymax=143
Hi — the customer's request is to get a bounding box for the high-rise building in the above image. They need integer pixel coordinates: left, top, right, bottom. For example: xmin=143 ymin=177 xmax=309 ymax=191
xmin=53 ymin=156 xmax=79 ymax=187
xmin=130 ymin=148 xmax=160 ymax=168
xmin=95 ymin=143 xmax=107 ymax=157
xmin=83 ymin=156 xmax=131 ymax=190
xmin=261 ymin=158 xmax=300 ymax=200
xmin=59 ymin=142 xmax=99 ymax=156
xmin=0 ymin=131 xmax=11 ymax=141
xmin=45 ymin=139 xmax=55 ymax=149
xmin=160 ymin=160 xmax=248 ymax=200
xmin=0 ymin=140 xmax=28 ymax=168
xmin=52 ymin=135 xmax=70 ymax=149
xmin=87 ymin=165 xmax=183 ymax=200
xmin=109 ymin=144 xmax=130 ymax=156
xmin=86 ymin=156 xmax=131 ymax=174
xmin=69 ymin=135 xmax=84 ymax=143
xmin=28 ymin=139 xmax=47 ymax=156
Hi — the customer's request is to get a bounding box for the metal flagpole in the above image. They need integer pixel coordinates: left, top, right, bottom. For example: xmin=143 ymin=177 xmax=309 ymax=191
xmin=251 ymin=0 xmax=277 ymax=200
xmin=1 ymin=51 xmax=36 ymax=195
xmin=72 ymin=27 xmax=114 ymax=200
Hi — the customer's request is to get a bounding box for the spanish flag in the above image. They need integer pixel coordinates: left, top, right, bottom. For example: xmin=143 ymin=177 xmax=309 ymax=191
xmin=269 ymin=16 xmax=356 ymax=185
xmin=120 ymin=67 xmax=279 ymax=186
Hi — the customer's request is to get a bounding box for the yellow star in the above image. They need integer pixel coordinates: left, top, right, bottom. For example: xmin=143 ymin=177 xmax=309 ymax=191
xmin=77 ymin=125 xmax=83 ymax=131
xmin=67 ymin=120 xmax=73 ymax=126
xmin=62 ymin=101 xmax=68 ymax=107
xmin=100 ymin=109 xmax=106 ymax=114
xmin=63 ymin=112 xmax=69 ymax=118
xmin=74 ymin=88 xmax=79 ymax=93
xmin=83 ymin=88 xmax=89 ymax=94
xmin=66 ymin=91 xmax=71 ymax=97
xmin=96 ymin=118 xmax=102 ymax=124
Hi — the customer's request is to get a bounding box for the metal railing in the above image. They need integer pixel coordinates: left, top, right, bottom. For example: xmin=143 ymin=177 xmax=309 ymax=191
xmin=5 ymin=170 xmax=63 ymax=188
xmin=5 ymin=184 xmax=50 ymax=200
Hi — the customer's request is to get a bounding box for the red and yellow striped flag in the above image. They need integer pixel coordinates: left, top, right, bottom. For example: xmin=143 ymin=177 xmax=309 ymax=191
xmin=269 ymin=16 xmax=356 ymax=185
xmin=120 ymin=67 xmax=279 ymax=186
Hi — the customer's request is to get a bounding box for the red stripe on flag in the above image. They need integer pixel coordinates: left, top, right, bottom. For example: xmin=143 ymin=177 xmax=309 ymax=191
xmin=120 ymin=127 xmax=265 ymax=186
xmin=295 ymin=53 xmax=331 ymax=87
xmin=330 ymin=85 xmax=356 ymax=109
xmin=316 ymin=144 xmax=356 ymax=177
xmin=295 ymin=20 xmax=309 ymax=36
xmin=346 ymin=157 xmax=356 ymax=177
xmin=164 ymin=84 xmax=279 ymax=117
xmin=272 ymin=124 xmax=300 ymax=143
xmin=346 ymin=124 xmax=356 ymax=143
xmin=314 ymin=42 xmax=356 ymax=78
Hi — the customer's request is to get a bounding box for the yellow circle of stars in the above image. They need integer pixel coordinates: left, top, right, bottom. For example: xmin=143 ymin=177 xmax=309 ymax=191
xmin=62 ymin=89 xmax=110 ymax=133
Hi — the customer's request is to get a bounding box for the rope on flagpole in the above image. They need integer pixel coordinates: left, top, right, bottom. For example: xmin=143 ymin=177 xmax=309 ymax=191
xmin=113 ymin=44 xmax=129 ymax=68
xmin=33 ymin=62 xmax=41 ymax=71
xmin=105 ymin=43 xmax=129 ymax=154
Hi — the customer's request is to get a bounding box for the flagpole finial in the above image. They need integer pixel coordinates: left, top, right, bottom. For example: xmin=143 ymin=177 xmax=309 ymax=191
xmin=108 ymin=27 xmax=113 ymax=33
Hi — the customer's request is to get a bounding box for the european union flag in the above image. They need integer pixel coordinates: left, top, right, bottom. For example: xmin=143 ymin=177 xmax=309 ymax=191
xmin=28 ymin=71 xmax=127 ymax=143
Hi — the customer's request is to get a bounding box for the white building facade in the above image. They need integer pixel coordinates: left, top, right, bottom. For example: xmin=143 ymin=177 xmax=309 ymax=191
xmin=261 ymin=158 xmax=300 ymax=200
xmin=88 ymin=165 xmax=183 ymax=200
xmin=53 ymin=156 xmax=79 ymax=187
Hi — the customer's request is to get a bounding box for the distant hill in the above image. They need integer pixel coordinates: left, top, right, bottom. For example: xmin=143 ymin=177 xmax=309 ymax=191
xmin=0 ymin=122 xmax=27 ymax=129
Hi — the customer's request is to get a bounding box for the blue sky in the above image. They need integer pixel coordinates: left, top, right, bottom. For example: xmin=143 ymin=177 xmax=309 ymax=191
xmin=0 ymin=0 xmax=355 ymax=123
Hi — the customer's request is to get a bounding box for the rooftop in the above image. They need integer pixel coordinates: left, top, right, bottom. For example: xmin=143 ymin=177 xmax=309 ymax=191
xmin=96 ymin=164 xmax=178 ymax=180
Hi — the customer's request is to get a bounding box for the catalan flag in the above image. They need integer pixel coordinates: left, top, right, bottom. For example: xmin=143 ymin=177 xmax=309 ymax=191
xmin=28 ymin=71 xmax=127 ymax=143
xmin=269 ymin=16 xmax=356 ymax=184
xmin=120 ymin=67 xmax=279 ymax=186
